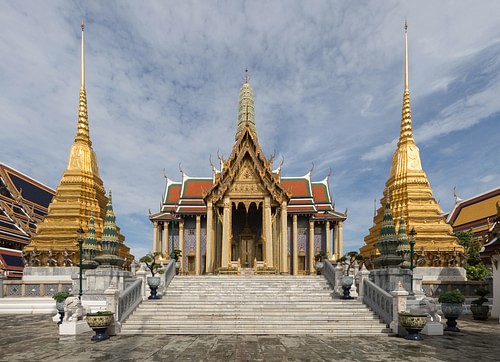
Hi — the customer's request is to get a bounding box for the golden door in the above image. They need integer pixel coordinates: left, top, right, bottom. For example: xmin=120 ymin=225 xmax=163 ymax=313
xmin=240 ymin=236 xmax=254 ymax=268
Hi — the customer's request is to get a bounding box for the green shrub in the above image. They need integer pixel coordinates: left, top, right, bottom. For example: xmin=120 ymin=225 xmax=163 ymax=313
xmin=438 ymin=289 xmax=465 ymax=304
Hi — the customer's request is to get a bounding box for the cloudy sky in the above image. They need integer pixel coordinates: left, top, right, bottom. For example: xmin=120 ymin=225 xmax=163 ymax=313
xmin=1 ymin=1 xmax=499 ymax=259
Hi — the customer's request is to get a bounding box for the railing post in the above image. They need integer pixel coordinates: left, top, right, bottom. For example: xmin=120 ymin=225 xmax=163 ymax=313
xmin=390 ymin=282 xmax=409 ymax=334
xmin=0 ymin=273 xmax=6 ymax=298
xmin=104 ymin=283 xmax=121 ymax=335
xmin=357 ymin=264 xmax=370 ymax=300
xmin=334 ymin=263 xmax=343 ymax=295
xmin=136 ymin=269 xmax=148 ymax=300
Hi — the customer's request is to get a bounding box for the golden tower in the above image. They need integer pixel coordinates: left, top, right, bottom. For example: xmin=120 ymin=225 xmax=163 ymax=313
xmin=24 ymin=21 xmax=129 ymax=267
xmin=360 ymin=22 xmax=464 ymax=267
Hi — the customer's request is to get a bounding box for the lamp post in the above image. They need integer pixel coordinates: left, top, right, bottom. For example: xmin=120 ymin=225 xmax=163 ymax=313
xmin=76 ymin=226 xmax=85 ymax=299
xmin=409 ymin=227 xmax=417 ymax=295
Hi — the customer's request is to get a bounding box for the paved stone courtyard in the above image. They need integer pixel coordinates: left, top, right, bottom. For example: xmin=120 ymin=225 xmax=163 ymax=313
xmin=1 ymin=314 xmax=499 ymax=361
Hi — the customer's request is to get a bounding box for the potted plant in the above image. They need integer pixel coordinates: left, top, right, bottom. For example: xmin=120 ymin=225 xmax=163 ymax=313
xmin=172 ymin=248 xmax=182 ymax=270
xmin=140 ymin=252 xmax=164 ymax=299
xmin=86 ymin=310 xmax=114 ymax=341
xmin=52 ymin=291 xmax=73 ymax=324
xmin=337 ymin=251 xmax=364 ymax=299
xmin=438 ymin=289 xmax=464 ymax=332
xmin=314 ymin=251 xmax=327 ymax=275
xmin=470 ymin=287 xmax=489 ymax=320
xmin=398 ymin=311 xmax=428 ymax=340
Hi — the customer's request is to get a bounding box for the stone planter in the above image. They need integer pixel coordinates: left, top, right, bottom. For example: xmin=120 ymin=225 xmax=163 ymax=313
xmin=441 ymin=303 xmax=463 ymax=332
xmin=86 ymin=312 xmax=113 ymax=341
xmin=147 ymin=276 xmax=162 ymax=299
xmin=470 ymin=304 xmax=489 ymax=320
xmin=398 ymin=312 xmax=428 ymax=340
xmin=340 ymin=276 xmax=353 ymax=300
xmin=55 ymin=300 xmax=65 ymax=325
xmin=315 ymin=261 xmax=324 ymax=275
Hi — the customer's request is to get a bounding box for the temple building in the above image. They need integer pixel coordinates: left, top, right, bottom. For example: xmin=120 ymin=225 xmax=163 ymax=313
xmin=360 ymin=23 xmax=464 ymax=270
xmin=23 ymin=21 xmax=133 ymax=268
xmin=150 ymin=74 xmax=346 ymax=275
xmin=0 ymin=163 xmax=55 ymax=278
xmin=445 ymin=187 xmax=500 ymax=240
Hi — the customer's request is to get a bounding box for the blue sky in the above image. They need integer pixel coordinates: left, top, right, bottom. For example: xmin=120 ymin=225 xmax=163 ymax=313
xmin=1 ymin=1 xmax=499 ymax=259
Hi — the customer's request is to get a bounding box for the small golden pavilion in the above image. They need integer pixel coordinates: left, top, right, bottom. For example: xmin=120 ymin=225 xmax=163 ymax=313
xmin=150 ymin=73 xmax=346 ymax=275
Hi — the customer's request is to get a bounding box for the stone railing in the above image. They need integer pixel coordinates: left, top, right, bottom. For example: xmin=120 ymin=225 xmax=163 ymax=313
xmin=164 ymin=259 xmax=176 ymax=288
xmin=422 ymin=280 xmax=491 ymax=298
xmin=363 ymin=278 xmax=393 ymax=325
xmin=0 ymin=280 xmax=72 ymax=298
xmin=323 ymin=260 xmax=336 ymax=289
xmin=117 ymin=278 xmax=143 ymax=323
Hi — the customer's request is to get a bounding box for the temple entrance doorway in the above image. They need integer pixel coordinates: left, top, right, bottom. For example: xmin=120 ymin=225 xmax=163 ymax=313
xmin=232 ymin=202 xmax=263 ymax=267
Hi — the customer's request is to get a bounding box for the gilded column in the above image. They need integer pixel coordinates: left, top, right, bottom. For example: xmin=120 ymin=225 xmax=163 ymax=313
xmin=206 ymin=201 xmax=213 ymax=274
xmin=326 ymin=221 xmax=331 ymax=260
xmin=309 ymin=220 xmax=315 ymax=274
xmin=221 ymin=197 xmax=231 ymax=268
xmin=152 ymin=221 xmax=159 ymax=253
xmin=195 ymin=215 xmax=201 ymax=275
xmin=280 ymin=201 xmax=288 ymax=274
xmin=292 ymin=214 xmax=298 ymax=275
xmin=264 ymin=196 xmax=273 ymax=268
xmin=338 ymin=221 xmax=344 ymax=258
xmin=179 ymin=220 xmax=185 ymax=273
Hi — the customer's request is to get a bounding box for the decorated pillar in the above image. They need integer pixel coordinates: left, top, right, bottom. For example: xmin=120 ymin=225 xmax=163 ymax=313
xmin=264 ymin=197 xmax=273 ymax=268
xmin=152 ymin=221 xmax=159 ymax=253
xmin=179 ymin=220 xmax=185 ymax=273
xmin=206 ymin=201 xmax=213 ymax=274
xmin=309 ymin=220 xmax=315 ymax=274
xmin=195 ymin=215 xmax=201 ymax=275
xmin=326 ymin=221 xmax=331 ymax=260
xmin=280 ymin=201 xmax=288 ymax=274
xmin=221 ymin=197 xmax=231 ymax=268
xmin=164 ymin=222 xmax=169 ymax=257
xmin=338 ymin=221 xmax=344 ymax=258
xmin=292 ymin=214 xmax=298 ymax=275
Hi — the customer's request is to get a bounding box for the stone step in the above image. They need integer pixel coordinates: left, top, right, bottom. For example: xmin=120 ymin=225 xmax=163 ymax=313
xmin=121 ymin=275 xmax=387 ymax=336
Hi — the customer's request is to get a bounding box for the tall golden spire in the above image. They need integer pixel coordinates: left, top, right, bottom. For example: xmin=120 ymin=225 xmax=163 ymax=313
xmin=75 ymin=18 xmax=90 ymax=144
xmin=361 ymin=20 xmax=463 ymax=268
xmin=24 ymin=21 xmax=131 ymax=267
xmin=235 ymin=68 xmax=257 ymax=141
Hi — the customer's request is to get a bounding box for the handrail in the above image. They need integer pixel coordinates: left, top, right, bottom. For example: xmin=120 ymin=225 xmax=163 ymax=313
xmin=118 ymin=278 xmax=142 ymax=323
xmin=363 ymin=279 xmax=393 ymax=325
xmin=323 ymin=259 xmax=336 ymax=289
xmin=164 ymin=259 xmax=176 ymax=288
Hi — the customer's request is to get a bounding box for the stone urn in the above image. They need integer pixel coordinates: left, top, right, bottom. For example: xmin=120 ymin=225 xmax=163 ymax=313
xmin=441 ymin=303 xmax=463 ymax=332
xmin=470 ymin=304 xmax=489 ymax=320
xmin=315 ymin=261 xmax=324 ymax=275
xmin=86 ymin=312 xmax=113 ymax=341
xmin=147 ymin=276 xmax=162 ymax=299
xmin=340 ymin=276 xmax=353 ymax=299
xmin=398 ymin=312 xmax=428 ymax=340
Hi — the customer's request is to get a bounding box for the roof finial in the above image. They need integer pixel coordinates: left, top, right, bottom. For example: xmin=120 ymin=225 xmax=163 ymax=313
xmin=81 ymin=18 xmax=85 ymax=89
xmin=244 ymin=68 xmax=249 ymax=83
xmin=404 ymin=19 xmax=409 ymax=91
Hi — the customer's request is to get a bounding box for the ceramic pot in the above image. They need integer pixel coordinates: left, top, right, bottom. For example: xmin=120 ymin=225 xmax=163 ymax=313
xmin=441 ymin=303 xmax=463 ymax=332
xmin=398 ymin=313 xmax=428 ymax=340
xmin=340 ymin=276 xmax=353 ymax=299
xmin=470 ymin=304 xmax=489 ymax=320
xmin=86 ymin=312 xmax=113 ymax=341
xmin=147 ymin=276 xmax=161 ymax=299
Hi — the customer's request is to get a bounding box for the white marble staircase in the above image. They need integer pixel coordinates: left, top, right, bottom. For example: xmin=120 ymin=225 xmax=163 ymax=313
xmin=121 ymin=275 xmax=389 ymax=335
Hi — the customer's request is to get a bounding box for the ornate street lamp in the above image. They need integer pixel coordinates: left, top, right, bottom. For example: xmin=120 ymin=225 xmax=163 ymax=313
xmin=409 ymin=227 xmax=417 ymax=295
xmin=76 ymin=226 xmax=85 ymax=299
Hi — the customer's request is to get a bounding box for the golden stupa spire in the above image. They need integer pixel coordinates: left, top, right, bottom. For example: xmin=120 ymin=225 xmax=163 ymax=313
xmin=360 ymin=20 xmax=463 ymax=267
xmin=23 ymin=21 xmax=135 ymax=268
xmin=75 ymin=18 xmax=90 ymax=144
xmin=398 ymin=19 xmax=414 ymax=146
xmin=235 ymin=68 xmax=257 ymax=141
